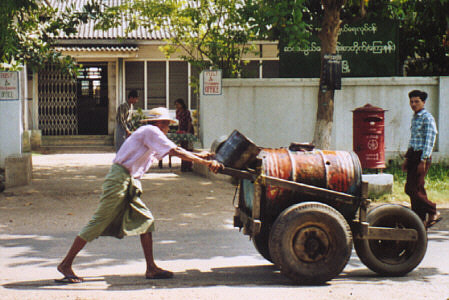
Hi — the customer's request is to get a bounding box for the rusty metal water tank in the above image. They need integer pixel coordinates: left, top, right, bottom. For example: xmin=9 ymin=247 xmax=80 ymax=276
xmin=352 ymin=104 xmax=386 ymax=169
xmin=258 ymin=147 xmax=362 ymax=220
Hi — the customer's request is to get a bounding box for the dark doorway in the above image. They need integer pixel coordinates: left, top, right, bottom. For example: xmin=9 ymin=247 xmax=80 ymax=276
xmin=77 ymin=64 xmax=108 ymax=135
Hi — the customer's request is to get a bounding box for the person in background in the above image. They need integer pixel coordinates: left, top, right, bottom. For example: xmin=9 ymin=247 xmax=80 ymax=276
xmin=56 ymin=107 xmax=223 ymax=284
xmin=175 ymin=98 xmax=195 ymax=172
xmin=115 ymin=90 xmax=139 ymax=152
xmin=402 ymin=89 xmax=440 ymax=229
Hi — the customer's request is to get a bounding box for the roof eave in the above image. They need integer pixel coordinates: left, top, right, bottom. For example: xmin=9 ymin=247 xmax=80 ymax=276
xmin=54 ymin=39 xmax=167 ymax=46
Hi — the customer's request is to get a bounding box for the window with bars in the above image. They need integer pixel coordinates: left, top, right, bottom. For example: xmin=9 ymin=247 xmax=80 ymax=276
xmin=123 ymin=59 xmax=280 ymax=110
xmin=147 ymin=61 xmax=166 ymax=109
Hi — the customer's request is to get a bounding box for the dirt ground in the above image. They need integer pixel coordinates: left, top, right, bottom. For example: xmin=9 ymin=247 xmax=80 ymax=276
xmin=1 ymin=153 xmax=449 ymax=300
xmin=0 ymin=153 xmax=235 ymax=237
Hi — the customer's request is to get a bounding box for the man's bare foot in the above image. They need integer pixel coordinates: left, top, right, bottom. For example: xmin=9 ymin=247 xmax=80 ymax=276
xmin=57 ymin=264 xmax=83 ymax=283
xmin=146 ymin=267 xmax=174 ymax=279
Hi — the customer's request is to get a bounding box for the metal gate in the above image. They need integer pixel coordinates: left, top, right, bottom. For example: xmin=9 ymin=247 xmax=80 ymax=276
xmin=38 ymin=65 xmax=78 ymax=136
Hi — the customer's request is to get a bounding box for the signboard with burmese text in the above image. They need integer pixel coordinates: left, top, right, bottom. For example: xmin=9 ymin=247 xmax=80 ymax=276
xmin=280 ymin=20 xmax=399 ymax=77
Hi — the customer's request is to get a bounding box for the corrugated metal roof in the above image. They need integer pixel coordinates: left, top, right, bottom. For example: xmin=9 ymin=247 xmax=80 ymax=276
xmin=49 ymin=0 xmax=171 ymax=40
xmin=54 ymin=45 xmax=139 ymax=52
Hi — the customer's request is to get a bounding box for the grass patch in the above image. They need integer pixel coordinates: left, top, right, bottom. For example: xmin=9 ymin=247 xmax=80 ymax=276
xmin=371 ymin=160 xmax=449 ymax=204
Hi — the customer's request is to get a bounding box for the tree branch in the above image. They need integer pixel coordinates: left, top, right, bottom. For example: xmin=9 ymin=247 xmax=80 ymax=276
xmin=341 ymin=0 xmax=366 ymax=25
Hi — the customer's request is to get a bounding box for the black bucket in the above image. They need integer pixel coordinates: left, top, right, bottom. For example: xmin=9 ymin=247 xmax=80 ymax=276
xmin=215 ymin=130 xmax=260 ymax=169
xmin=210 ymin=135 xmax=229 ymax=154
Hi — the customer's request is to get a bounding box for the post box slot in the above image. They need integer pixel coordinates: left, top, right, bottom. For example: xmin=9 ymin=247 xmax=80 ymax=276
xmin=363 ymin=116 xmax=383 ymax=122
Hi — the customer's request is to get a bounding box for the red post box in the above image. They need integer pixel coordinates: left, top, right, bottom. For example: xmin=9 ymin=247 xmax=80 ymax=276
xmin=352 ymin=104 xmax=386 ymax=169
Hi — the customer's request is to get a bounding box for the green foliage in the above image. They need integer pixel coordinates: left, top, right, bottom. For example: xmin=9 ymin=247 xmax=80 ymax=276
xmin=363 ymin=0 xmax=405 ymax=20
xmin=4 ymin=0 xmax=444 ymax=77
xmin=97 ymin=0 xmax=449 ymax=78
xmin=0 ymin=0 xmax=101 ymax=74
xmin=254 ymin=0 xmax=449 ymax=76
xmin=97 ymin=0 xmax=260 ymax=78
xmin=398 ymin=0 xmax=449 ymax=75
xmin=246 ymin=0 xmax=310 ymax=48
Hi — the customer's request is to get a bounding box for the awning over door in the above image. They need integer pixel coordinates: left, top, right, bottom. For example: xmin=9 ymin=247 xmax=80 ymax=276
xmin=55 ymin=45 xmax=139 ymax=58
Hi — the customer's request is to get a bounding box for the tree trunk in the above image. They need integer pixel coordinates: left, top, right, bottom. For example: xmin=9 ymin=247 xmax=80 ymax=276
xmin=313 ymin=89 xmax=335 ymax=149
xmin=312 ymin=3 xmax=343 ymax=149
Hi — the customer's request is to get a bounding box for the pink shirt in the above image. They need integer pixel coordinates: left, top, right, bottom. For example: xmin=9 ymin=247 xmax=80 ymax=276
xmin=113 ymin=125 xmax=177 ymax=178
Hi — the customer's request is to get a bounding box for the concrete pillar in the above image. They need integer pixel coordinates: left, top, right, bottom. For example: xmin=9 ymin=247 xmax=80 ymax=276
xmin=21 ymin=65 xmax=29 ymax=132
xmin=32 ymin=71 xmax=39 ymax=130
xmin=438 ymin=76 xmax=449 ymax=157
xmin=30 ymin=71 xmax=42 ymax=150
xmin=362 ymin=174 xmax=394 ymax=198
xmin=21 ymin=66 xmax=31 ymax=153
xmin=108 ymin=61 xmax=117 ymax=135
xmin=22 ymin=130 xmax=31 ymax=152
xmin=118 ymin=58 xmax=124 ymax=105
xmin=5 ymin=153 xmax=32 ymax=188
xmin=0 ymin=70 xmax=22 ymax=168
xmin=30 ymin=129 xmax=42 ymax=150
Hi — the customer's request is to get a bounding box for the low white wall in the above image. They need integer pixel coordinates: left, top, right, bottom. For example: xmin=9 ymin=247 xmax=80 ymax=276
xmin=0 ymin=101 xmax=22 ymax=168
xmin=200 ymin=76 xmax=448 ymax=162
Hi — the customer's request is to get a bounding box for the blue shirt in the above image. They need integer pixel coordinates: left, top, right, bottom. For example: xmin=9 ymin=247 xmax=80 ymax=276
xmin=408 ymin=109 xmax=438 ymax=160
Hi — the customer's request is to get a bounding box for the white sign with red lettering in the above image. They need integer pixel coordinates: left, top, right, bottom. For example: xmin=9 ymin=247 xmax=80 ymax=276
xmin=203 ymin=70 xmax=222 ymax=95
xmin=0 ymin=71 xmax=19 ymax=101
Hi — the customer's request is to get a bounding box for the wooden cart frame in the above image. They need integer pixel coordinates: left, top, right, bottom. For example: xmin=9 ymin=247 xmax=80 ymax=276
xmin=219 ymin=164 xmax=427 ymax=284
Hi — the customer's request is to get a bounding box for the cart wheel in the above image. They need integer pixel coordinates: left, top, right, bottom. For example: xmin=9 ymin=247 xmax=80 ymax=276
xmin=354 ymin=204 xmax=427 ymax=276
xmin=269 ymin=202 xmax=352 ymax=284
xmin=253 ymin=224 xmax=273 ymax=263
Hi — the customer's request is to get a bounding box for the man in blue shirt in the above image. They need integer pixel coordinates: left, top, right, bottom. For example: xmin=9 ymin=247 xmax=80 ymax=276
xmin=402 ymin=90 xmax=440 ymax=228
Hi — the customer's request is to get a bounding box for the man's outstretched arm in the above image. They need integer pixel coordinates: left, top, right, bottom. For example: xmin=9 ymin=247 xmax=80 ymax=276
xmin=169 ymin=147 xmax=222 ymax=173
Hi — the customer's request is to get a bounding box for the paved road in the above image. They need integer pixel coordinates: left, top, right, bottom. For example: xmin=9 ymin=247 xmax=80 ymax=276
xmin=0 ymin=153 xmax=448 ymax=299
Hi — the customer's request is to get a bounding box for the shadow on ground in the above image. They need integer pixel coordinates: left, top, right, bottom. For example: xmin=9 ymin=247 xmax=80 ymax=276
xmin=3 ymin=263 xmax=445 ymax=291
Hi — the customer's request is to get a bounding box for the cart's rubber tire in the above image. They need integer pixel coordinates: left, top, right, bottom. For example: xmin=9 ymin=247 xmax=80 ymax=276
xmin=354 ymin=204 xmax=427 ymax=276
xmin=252 ymin=224 xmax=273 ymax=263
xmin=268 ymin=202 xmax=352 ymax=284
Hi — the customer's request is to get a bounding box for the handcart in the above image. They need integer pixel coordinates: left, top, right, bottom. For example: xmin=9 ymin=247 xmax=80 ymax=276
xmin=214 ymin=130 xmax=427 ymax=284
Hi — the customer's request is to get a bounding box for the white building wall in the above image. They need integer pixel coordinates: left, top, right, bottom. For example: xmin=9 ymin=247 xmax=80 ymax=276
xmin=200 ymin=76 xmax=448 ymax=162
xmin=438 ymin=77 xmax=449 ymax=157
xmin=0 ymin=70 xmax=25 ymax=168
